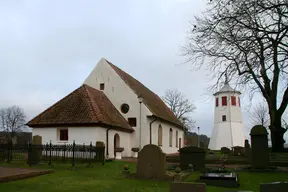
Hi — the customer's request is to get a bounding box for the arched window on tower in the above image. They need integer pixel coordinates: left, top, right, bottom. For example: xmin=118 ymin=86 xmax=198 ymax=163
xmin=158 ymin=124 xmax=163 ymax=146
xmin=222 ymin=96 xmax=227 ymax=106
xmin=176 ymin=131 xmax=178 ymax=147
xmin=231 ymin=96 xmax=236 ymax=106
xmin=169 ymin=128 xmax=173 ymax=147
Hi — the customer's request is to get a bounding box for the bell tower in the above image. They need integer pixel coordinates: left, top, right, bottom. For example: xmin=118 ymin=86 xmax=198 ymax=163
xmin=208 ymin=77 xmax=246 ymax=150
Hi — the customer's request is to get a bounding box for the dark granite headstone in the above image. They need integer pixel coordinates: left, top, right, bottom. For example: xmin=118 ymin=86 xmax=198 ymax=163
xmin=170 ymin=182 xmax=206 ymax=192
xmin=136 ymin=144 xmax=166 ymax=179
xmin=221 ymin=147 xmax=231 ymax=154
xmin=250 ymin=125 xmax=269 ymax=169
xmin=260 ymin=182 xmax=288 ymax=192
xmin=232 ymin=146 xmax=244 ymax=156
xmin=179 ymin=146 xmax=206 ymax=171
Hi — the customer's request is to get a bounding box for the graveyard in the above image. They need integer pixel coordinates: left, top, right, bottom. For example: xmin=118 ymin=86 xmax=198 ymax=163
xmin=1 ymin=160 xmax=288 ymax=192
xmin=1 ymin=125 xmax=288 ymax=192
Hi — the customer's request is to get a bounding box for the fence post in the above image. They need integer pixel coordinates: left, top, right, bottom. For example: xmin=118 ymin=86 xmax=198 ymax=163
xmin=70 ymin=140 xmax=76 ymax=170
xmin=48 ymin=140 xmax=52 ymax=167
xmin=45 ymin=142 xmax=48 ymax=161
xmin=87 ymin=141 xmax=93 ymax=168
xmin=63 ymin=143 xmax=66 ymax=163
xmin=27 ymin=142 xmax=32 ymax=166
xmin=7 ymin=141 xmax=12 ymax=163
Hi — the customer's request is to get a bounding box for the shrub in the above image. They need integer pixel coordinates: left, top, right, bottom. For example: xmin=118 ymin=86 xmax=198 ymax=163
xmin=175 ymin=167 xmax=181 ymax=173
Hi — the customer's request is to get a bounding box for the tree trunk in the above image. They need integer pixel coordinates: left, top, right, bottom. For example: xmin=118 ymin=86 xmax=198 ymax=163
xmin=269 ymin=114 xmax=286 ymax=152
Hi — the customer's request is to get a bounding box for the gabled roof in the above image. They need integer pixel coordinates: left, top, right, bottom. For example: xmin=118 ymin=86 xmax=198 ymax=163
xmin=27 ymin=85 xmax=133 ymax=132
xmin=106 ymin=59 xmax=184 ymax=128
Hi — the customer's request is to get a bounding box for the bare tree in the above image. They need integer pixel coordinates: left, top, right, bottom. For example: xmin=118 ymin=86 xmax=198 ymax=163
xmin=182 ymin=0 xmax=288 ymax=151
xmin=250 ymin=103 xmax=270 ymax=128
xmin=162 ymin=89 xmax=196 ymax=131
xmin=0 ymin=106 xmax=26 ymax=143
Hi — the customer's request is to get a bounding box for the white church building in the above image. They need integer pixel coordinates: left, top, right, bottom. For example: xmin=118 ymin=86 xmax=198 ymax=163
xmin=27 ymin=58 xmax=184 ymax=158
xmin=208 ymin=80 xmax=246 ymax=150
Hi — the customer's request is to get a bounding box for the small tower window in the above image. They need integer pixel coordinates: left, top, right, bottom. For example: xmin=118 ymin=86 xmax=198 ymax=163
xmin=100 ymin=83 xmax=105 ymax=90
xmin=238 ymin=97 xmax=241 ymax=107
xmin=222 ymin=115 xmax=227 ymax=122
xmin=222 ymin=96 xmax=227 ymax=106
xmin=216 ymin=98 xmax=219 ymax=107
xmin=231 ymin=96 xmax=236 ymax=106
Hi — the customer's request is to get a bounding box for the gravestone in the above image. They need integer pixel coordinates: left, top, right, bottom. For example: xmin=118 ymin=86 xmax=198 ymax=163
xmin=260 ymin=182 xmax=288 ymax=192
xmin=136 ymin=144 xmax=166 ymax=179
xmin=250 ymin=125 xmax=269 ymax=169
xmin=170 ymin=182 xmax=206 ymax=192
xmin=244 ymin=139 xmax=251 ymax=158
xmin=221 ymin=147 xmax=231 ymax=154
xmin=244 ymin=139 xmax=250 ymax=148
xmin=179 ymin=146 xmax=206 ymax=171
xmin=232 ymin=146 xmax=244 ymax=156
xmin=28 ymin=135 xmax=42 ymax=165
xmin=96 ymin=141 xmax=105 ymax=147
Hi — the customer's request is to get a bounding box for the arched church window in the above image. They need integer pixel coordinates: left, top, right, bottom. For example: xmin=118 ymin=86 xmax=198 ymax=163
xmin=158 ymin=124 xmax=163 ymax=146
xmin=169 ymin=128 xmax=173 ymax=147
xmin=176 ymin=131 xmax=178 ymax=147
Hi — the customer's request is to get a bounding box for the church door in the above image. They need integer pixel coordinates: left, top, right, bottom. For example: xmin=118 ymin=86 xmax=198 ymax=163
xmin=114 ymin=134 xmax=120 ymax=157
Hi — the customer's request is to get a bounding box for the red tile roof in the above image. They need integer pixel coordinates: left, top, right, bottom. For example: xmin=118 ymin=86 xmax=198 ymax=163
xmin=27 ymin=85 xmax=133 ymax=132
xmin=106 ymin=59 xmax=184 ymax=128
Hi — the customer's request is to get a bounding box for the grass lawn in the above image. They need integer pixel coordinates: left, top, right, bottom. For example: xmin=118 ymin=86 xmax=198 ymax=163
xmin=0 ymin=161 xmax=288 ymax=192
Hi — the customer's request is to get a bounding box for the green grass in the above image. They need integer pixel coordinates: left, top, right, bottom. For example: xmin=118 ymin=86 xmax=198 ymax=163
xmin=1 ymin=161 xmax=288 ymax=192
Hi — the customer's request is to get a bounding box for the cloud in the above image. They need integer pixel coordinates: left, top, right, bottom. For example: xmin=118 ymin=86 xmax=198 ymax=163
xmin=0 ymin=0 xmax=286 ymax=145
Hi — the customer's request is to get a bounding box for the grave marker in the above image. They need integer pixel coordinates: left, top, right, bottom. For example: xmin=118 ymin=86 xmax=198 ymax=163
xmin=136 ymin=144 xmax=166 ymax=179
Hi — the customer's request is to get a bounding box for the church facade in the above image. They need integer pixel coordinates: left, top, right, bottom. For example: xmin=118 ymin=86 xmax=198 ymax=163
xmin=27 ymin=58 xmax=184 ymax=158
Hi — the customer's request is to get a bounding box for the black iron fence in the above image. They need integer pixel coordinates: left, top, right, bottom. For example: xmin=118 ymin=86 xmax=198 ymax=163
xmin=0 ymin=141 xmax=105 ymax=167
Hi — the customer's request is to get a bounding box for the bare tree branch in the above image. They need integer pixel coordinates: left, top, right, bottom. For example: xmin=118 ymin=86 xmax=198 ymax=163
xmin=182 ymin=0 xmax=288 ymax=151
xmin=162 ymin=89 xmax=196 ymax=131
xmin=0 ymin=106 xmax=26 ymax=143
xmin=249 ymin=102 xmax=270 ymax=128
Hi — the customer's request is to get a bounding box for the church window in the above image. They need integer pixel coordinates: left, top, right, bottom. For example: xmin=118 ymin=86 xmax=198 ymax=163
xmin=169 ymin=128 xmax=173 ymax=147
xmin=222 ymin=96 xmax=227 ymax=106
xmin=128 ymin=118 xmax=137 ymax=127
xmin=100 ymin=83 xmax=105 ymax=90
xmin=158 ymin=124 xmax=163 ymax=146
xmin=176 ymin=131 xmax=178 ymax=147
xmin=231 ymin=96 xmax=236 ymax=106
xmin=222 ymin=115 xmax=226 ymax=122
xmin=59 ymin=129 xmax=68 ymax=141
xmin=120 ymin=103 xmax=130 ymax=114
xmin=216 ymin=98 xmax=219 ymax=107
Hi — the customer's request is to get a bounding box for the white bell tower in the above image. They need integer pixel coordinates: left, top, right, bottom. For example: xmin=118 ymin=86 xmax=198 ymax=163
xmin=208 ymin=78 xmax=246 ymax=150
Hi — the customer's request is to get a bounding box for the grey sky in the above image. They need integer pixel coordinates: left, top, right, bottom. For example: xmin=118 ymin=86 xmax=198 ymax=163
xmin=0 ymin=0 xmax=287 ymax=142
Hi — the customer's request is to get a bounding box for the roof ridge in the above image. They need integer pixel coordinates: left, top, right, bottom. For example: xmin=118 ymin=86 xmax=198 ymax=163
xmin=83 ymin=84 xmax=103 ymax=122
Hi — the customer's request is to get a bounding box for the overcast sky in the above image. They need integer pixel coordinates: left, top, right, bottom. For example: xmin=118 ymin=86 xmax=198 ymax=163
xmin=0 ymin=0 xmax=287 ymax=142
